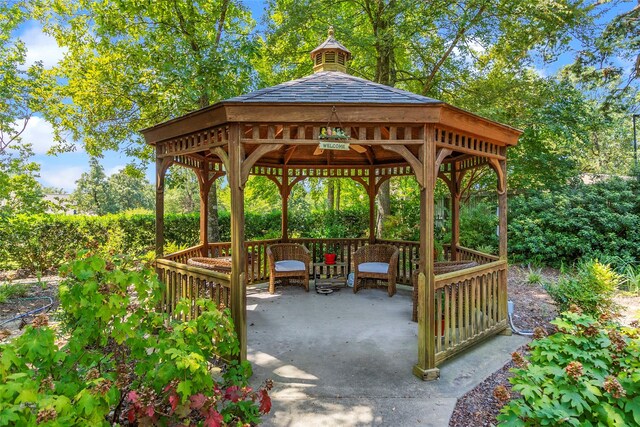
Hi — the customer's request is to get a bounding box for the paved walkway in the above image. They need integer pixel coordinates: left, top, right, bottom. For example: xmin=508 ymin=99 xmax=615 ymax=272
xmin=247 ymin=284 xmax=529 ymax=426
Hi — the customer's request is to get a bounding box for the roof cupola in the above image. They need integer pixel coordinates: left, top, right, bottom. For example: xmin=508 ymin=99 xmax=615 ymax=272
xmin=310 ymin=26 xmax=352 ymax=73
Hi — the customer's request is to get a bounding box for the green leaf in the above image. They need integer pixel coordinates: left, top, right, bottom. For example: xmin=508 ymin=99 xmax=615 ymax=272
xmin=625 ymin=396 xmax=640 ymax=425
xmin=15 ymin=387 xmax=38 ymax=404
xmin=596 ymin=402 xmax=627 ymax=427
xmin=176 ymin=380 xmax=192 ymax=399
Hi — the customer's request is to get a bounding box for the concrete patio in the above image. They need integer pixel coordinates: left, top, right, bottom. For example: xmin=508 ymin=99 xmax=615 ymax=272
xmin=247 ymin=283 xmax=529 ymax=426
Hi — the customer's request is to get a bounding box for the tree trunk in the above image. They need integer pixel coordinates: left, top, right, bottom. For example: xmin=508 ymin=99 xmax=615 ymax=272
xmin=335 ymin=180 xmax=341 ymax=211
xmin=365 ymin=0 xmax=396 ymax=236
xmin=376 ymin=179 xmax=391 ymax=237
xmin=327 ymin=180 xmax=335 ymax=210
xmin=208 ymin=182 xmax=220 ymax=242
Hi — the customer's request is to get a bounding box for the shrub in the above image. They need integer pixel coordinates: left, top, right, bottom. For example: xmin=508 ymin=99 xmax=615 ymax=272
xmin=498 ymin=311 xmax=640 ymax=426
xmin=0 ymin=213 xmax=199 ymax=271
xmin=545 ymin=259 xmax=620 ymax=316
xmin=0 ymin=253 xmax=271 ymax=425
xmin=459 ymin=201 xmax=498 ymax=252
xmin=509 ymin=178 xmax=640 ymax=268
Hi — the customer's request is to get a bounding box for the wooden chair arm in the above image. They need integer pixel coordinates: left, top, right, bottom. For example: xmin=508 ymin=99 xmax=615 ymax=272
xmin=388 ymin=248 xmax=399 ymax=279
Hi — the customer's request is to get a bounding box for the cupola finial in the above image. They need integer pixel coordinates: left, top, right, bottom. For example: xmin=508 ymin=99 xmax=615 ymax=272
xmin=310 ymin=26 xmax=351 ymax=73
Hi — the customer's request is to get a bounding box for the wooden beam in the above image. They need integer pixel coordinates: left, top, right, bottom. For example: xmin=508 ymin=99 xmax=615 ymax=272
xmin=228 ymin=125 xmax=246 ymax=362
xmin=284 ymin=146 xmax=297 ymax=165
xmin=281 ymin=167 xmax=289 ymax=242
xmin=241 ymin=144 xmax=284 ymax=187
xmin=435 ymin=142 xmax=505 ymax=160
xmin=225 ymin=104 xmax=442 ymax=125
xmin=414 ymin=123 xmax=440 ymax=381
xmin=439 ymin=106 xmax=521 ymax=146
xmin=155 ymin=157 xmax=172 ymax=257
xmin=381 ymin=144 xmax=424 ymax=188
xmin=497 ymin=159 xmax=507 ymax=259
xmin=243 ymin=138 xmax=425 ymax=146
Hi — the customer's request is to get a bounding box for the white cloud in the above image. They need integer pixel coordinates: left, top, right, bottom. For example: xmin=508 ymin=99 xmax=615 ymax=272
xmin=468 ymin=40 xmax=486 ymax=54
xmin=106 ymin=165 xmax=125 ymax=176
xmin=21 ymin=25 xmax=66 ymax=69
xmin=40 ymin=165 xmax=86 ymax=192
xmin=18 ymin=116 xmax=57 ymax=154
xmin=526 ymin=66 xmax=547 ymax=78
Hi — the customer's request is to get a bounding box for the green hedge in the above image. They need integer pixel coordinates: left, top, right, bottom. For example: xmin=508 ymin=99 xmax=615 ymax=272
xmin=0 ymin=208 xmax=368 ymax=271
xmin=0 ymin=213 xmax=199 ymax=271
xmin=509 ymin=178 xmax=640 ymax=268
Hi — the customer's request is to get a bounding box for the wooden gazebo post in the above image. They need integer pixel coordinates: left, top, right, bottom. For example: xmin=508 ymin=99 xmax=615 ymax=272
xmin=155 ymin=157 xmax=172 ymax=258
xmin=414 ymin=124 xmax=439 ymax=380
xmin=229 ymin=125 xmax=247 ymax=361
xmin=498 ymin=158 xmax=508 ymax=259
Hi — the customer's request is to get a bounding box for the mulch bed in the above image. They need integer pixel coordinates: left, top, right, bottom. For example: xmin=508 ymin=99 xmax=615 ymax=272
xmin=0 ymin=276 xmax=60 ymax=340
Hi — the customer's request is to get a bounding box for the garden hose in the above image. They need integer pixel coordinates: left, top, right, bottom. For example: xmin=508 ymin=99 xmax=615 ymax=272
xmin=0 ymin=296 xmax=55 ymax=327
xmin=508 ymin=300 xmax=534 ymax=336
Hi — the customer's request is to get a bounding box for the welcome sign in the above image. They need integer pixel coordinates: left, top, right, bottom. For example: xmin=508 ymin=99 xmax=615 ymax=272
xmin=319 ymin=141 xmax=350 ymax=150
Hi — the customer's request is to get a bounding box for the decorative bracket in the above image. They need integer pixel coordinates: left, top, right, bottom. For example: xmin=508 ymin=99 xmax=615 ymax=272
xmin=241 ymin=144 xmax=284 ymax=187
xmin=487 ymin=158 xmax=506 ymax=194
xmin=381 ymin=144 xmax=424 ymax=188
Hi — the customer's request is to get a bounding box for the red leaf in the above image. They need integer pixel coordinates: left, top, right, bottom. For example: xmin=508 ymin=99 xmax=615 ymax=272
xmin=259 ymin=389 xmax=272 ymax=414
xmin=145 ymin=405 xmax=155 ymax=417
xmin=204 ymin=408 xmax=223 ymax=427
xmin=224 ymin=385 xmax=242 ymax=403
xmin=127 ymin=409 xmax=136 ymax=423
xmin=190 ymin=393 xmax=207 ymax=410
xmin=127 ymin=390 xmax=139 ymax=404
xmin=169 ymin=394 xmax=180 ymax=413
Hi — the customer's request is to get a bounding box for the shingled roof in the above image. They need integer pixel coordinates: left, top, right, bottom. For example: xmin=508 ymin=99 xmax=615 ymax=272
xmin=225 ymin=71 xmax=442 ymax=105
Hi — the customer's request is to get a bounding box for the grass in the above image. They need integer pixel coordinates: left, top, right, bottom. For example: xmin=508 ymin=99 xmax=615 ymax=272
xmin=0 ymin=282 xmax=30 ymax=303
xmin=527 ymin=268 xmax=543 ymax=285
xmin=620 ymin=265 xmax=640 ymax=294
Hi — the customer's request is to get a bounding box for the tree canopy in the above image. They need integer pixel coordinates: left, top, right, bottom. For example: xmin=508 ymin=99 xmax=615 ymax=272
xmin=0 ymin=0 xmax=636 ymax=226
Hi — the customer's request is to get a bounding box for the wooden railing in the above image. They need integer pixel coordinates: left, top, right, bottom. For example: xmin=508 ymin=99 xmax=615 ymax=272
xmin=163 ymin=241 xmax=498 ymax=289
xmin=163 ymin=244 xmax=207 ymax=264
xmin=376 ymin=239 xmax=420 ymax=285
xmin=432 ymin=260 xmax=508 ymax=365
xmin=155 ymin=258 xmax=231 ymax=320
xmin=243 ymin=239 xmax=281 ymax=284
xmin=456 ymin=246 xmax=500 ymax=264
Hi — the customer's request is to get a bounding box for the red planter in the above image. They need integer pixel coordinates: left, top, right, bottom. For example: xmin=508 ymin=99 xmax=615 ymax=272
xmin=324 ymin=253 xmax=337 ymax=265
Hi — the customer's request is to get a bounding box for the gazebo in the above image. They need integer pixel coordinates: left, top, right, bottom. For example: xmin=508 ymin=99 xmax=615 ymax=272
xmin=142 ymin=29 xmax=521 ymax=381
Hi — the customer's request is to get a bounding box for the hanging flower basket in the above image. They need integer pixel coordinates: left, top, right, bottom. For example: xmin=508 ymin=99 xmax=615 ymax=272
xmin=319 ymin=126 xmax=349 ymax=141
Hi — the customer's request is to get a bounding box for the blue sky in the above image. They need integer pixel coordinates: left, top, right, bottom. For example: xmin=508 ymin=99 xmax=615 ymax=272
xmin=12 ymin=1 xmax=634 ymax=193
